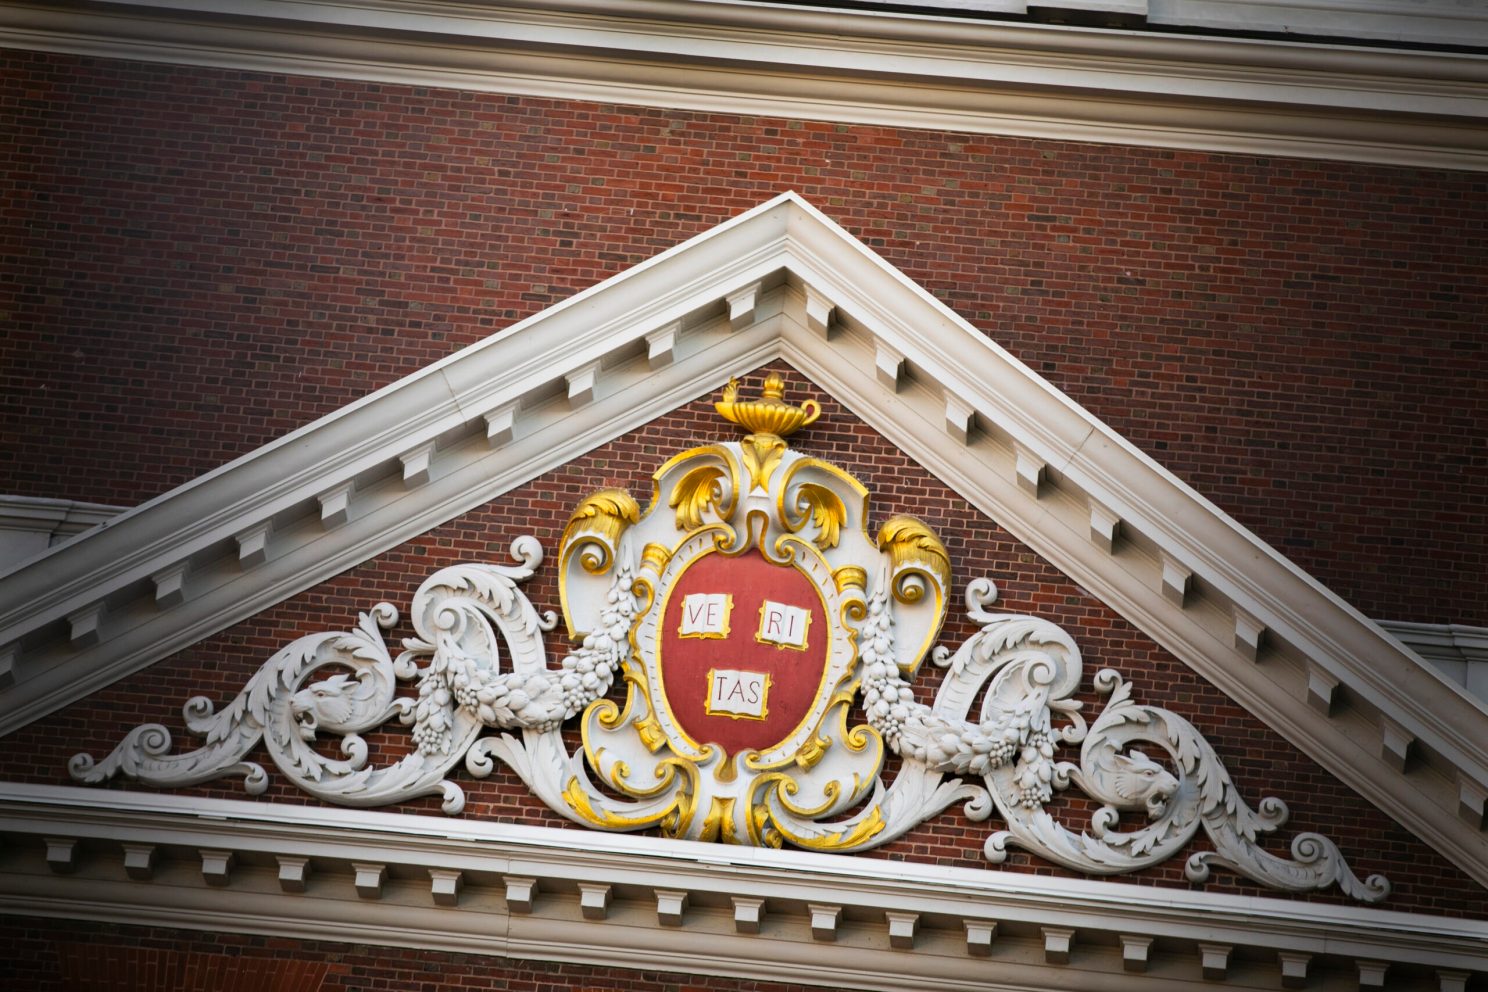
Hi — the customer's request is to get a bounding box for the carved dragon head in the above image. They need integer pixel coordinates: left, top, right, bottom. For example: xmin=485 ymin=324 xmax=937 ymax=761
xmin=291 ymin=673 xmax=362 ymax=740
xmin=1106 ymin=748 xmax=1180 ymax=817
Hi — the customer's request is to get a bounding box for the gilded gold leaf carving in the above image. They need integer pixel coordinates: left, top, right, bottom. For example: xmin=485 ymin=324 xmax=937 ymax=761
xmin=560 ymin=488 xmax=640 ymax=574
xmin=740 ymin=434 xmax=787 ymax=492
xmin=877 ymin=515 xmax=951 ymax=605
xmin=792 ymin=482 xmax=846 ymax=549
xmin=669 ymin=464 xmax=727 ymax=531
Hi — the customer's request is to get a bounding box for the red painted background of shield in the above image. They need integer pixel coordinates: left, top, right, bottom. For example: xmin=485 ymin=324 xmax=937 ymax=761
xmin=658 ymin=549 xmax=831 ymax=756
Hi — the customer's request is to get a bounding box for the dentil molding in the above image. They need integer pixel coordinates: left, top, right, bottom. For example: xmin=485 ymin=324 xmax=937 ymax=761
xmin=1 ymin=785 xmax=1483 ymax=990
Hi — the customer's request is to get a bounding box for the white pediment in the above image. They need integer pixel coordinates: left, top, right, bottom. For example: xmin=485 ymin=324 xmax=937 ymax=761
xmin=1 ymin=192 xmax=1485 ymax=898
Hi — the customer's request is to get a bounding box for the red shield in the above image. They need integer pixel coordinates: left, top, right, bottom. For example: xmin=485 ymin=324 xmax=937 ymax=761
xmin=657 ymin=548 xmax=830 ymax=757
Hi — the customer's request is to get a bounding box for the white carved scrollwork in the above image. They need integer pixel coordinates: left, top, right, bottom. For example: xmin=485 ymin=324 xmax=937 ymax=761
xmin=70 ymin=377 xmax=1388 ymax=903
xmin=70 ymin=601 xmax=415 ymax=802
xmin=70 ymin=528 xmax=1387 ymax=901
xmin=860 ymin=577 xmax=1389 ymax=902
xmin=74 ymin=537 xmax=572 ymax=815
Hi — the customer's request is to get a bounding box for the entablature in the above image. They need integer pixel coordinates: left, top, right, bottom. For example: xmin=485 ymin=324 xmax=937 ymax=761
xmin=2 ymin=784 xmax=1483 ymax=991
xmin=1 ymin=0 xmax=1486 ymax=168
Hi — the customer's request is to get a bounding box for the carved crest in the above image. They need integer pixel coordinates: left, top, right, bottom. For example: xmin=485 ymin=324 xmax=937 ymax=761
xmin=71 ymin=374 xmax=1389 ymax=901
xmin=553 ymin=373 xmax=948 ymax=846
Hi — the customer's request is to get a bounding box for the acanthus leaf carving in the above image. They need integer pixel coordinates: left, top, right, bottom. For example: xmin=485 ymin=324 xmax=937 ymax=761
xmin=668 ymin=464 xmax=731 ymax=533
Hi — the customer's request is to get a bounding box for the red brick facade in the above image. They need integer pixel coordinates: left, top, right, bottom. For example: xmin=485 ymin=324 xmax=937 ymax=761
xmin=4 ymin=369 xmax=1482 ymax=917
xmin=0 ymin=916 xmax=825 ymax=992
xmin=2 ymin=51 xmax=1484 ymax=629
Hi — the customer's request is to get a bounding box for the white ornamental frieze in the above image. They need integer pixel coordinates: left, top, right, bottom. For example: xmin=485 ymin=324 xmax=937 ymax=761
xmin=72 ymin=374 xmax=1389 ymax=901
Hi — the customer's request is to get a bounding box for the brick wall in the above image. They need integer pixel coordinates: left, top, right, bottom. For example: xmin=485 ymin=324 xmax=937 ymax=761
xmin=0 ymin=916 xmax=826 ymax=992
xmin=1 ymin=52 xmax=1484 ymax=626
xmin=4 ymin=368 xmax=1482 ymax=917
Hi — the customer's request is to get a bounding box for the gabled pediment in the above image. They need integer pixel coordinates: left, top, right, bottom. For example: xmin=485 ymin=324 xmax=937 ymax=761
xmin=1 ymin=192 xmax=1485 ymax=896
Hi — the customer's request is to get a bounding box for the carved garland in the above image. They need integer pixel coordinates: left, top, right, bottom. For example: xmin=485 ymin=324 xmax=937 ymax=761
xmin=71 ymin=376 xmax=1389 ymax=903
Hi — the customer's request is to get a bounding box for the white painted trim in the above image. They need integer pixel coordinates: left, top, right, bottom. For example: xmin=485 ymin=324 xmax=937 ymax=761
xmin=1383 ymin=620 xmax=1488 ymax=666
xmin=0 ymin=495 xmax=124 ymax=536
xmin=0 ymin=193 xmax=1484 ymax=895
xmin=1 ymin=784 xmax=1483 ymax=987
xmin=1146 ymin=0 xmax=1488 ymax=47
xmin=1380 ymin=620 xmax=1488 ymax=706
xmin=0 ymin=495 xmax=126 ymax=577
xmin=886 ymin=0 xmax=1488 ymax=48
xmin=1 ymin=0 xmax=1486 ymax=169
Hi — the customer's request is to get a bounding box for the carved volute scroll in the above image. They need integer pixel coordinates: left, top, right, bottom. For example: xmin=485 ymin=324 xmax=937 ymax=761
xmin=71 ymin=375 xmax=1389 ymax=902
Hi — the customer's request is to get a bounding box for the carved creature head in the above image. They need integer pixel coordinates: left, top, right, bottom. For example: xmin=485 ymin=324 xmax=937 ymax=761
xmin=1108 ymin=749 xmax=1180 ymax=817
xmin=291 ymin=673 xmax=359 ymax=740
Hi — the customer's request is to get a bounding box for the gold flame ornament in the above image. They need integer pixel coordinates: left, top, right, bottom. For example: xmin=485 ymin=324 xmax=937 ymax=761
xmin=715 ymin=373 xmax=822 ymax=491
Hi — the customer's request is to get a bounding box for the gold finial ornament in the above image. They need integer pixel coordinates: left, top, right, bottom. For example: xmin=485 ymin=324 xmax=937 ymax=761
xmin=715 ymin=373 xmax=821 ymax=439
xmin=715 ymin=373 xmax=823 ymax=492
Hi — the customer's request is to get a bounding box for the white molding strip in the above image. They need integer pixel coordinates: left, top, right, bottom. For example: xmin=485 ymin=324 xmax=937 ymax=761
xmin=1383 ymin=620 xmax=1488 ymax=667
xmin=1 ymin=785 xmax=1483 ymax=989
xmin=0 ymin=0 xmax=1485 ymax=169
xmin=0 ymin=495 xmax=123 ymax=536
xmin=1381 ymin=620 xmax=1488 ymax=706
xmin=0 ymin=193 xmax=1484 ymax=895
xmin=1145 ymin=0 xmax=1488 ymax=48
xmin=849 ymin=0 xmax=1488 ymax=47
xmin=0 ymin=496 xmax=125 ymax=577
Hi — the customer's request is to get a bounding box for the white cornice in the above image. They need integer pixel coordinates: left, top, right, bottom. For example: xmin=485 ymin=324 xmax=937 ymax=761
xmin=1146 ymin=0 xmax=1488 ymax=48
xmin=845 ymin=0 xmax=1488 ymax=47
xmin=0 ymin=496 xmax=127 ymax=578
xmin=0 ymin=193 xmax=1484 ymax=895
xmin=1 ymin=0 xmax=1485 ymax=168
xmin=2 ymin=785 xmax=1483 ymax=988
xmin=0 ymin=495 xmax=124 ymax=537
xmin=1383 ymin=620 xmax=1488 ymax=665
xmin=1381 ymin=620 xmax=1488 ymax=706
